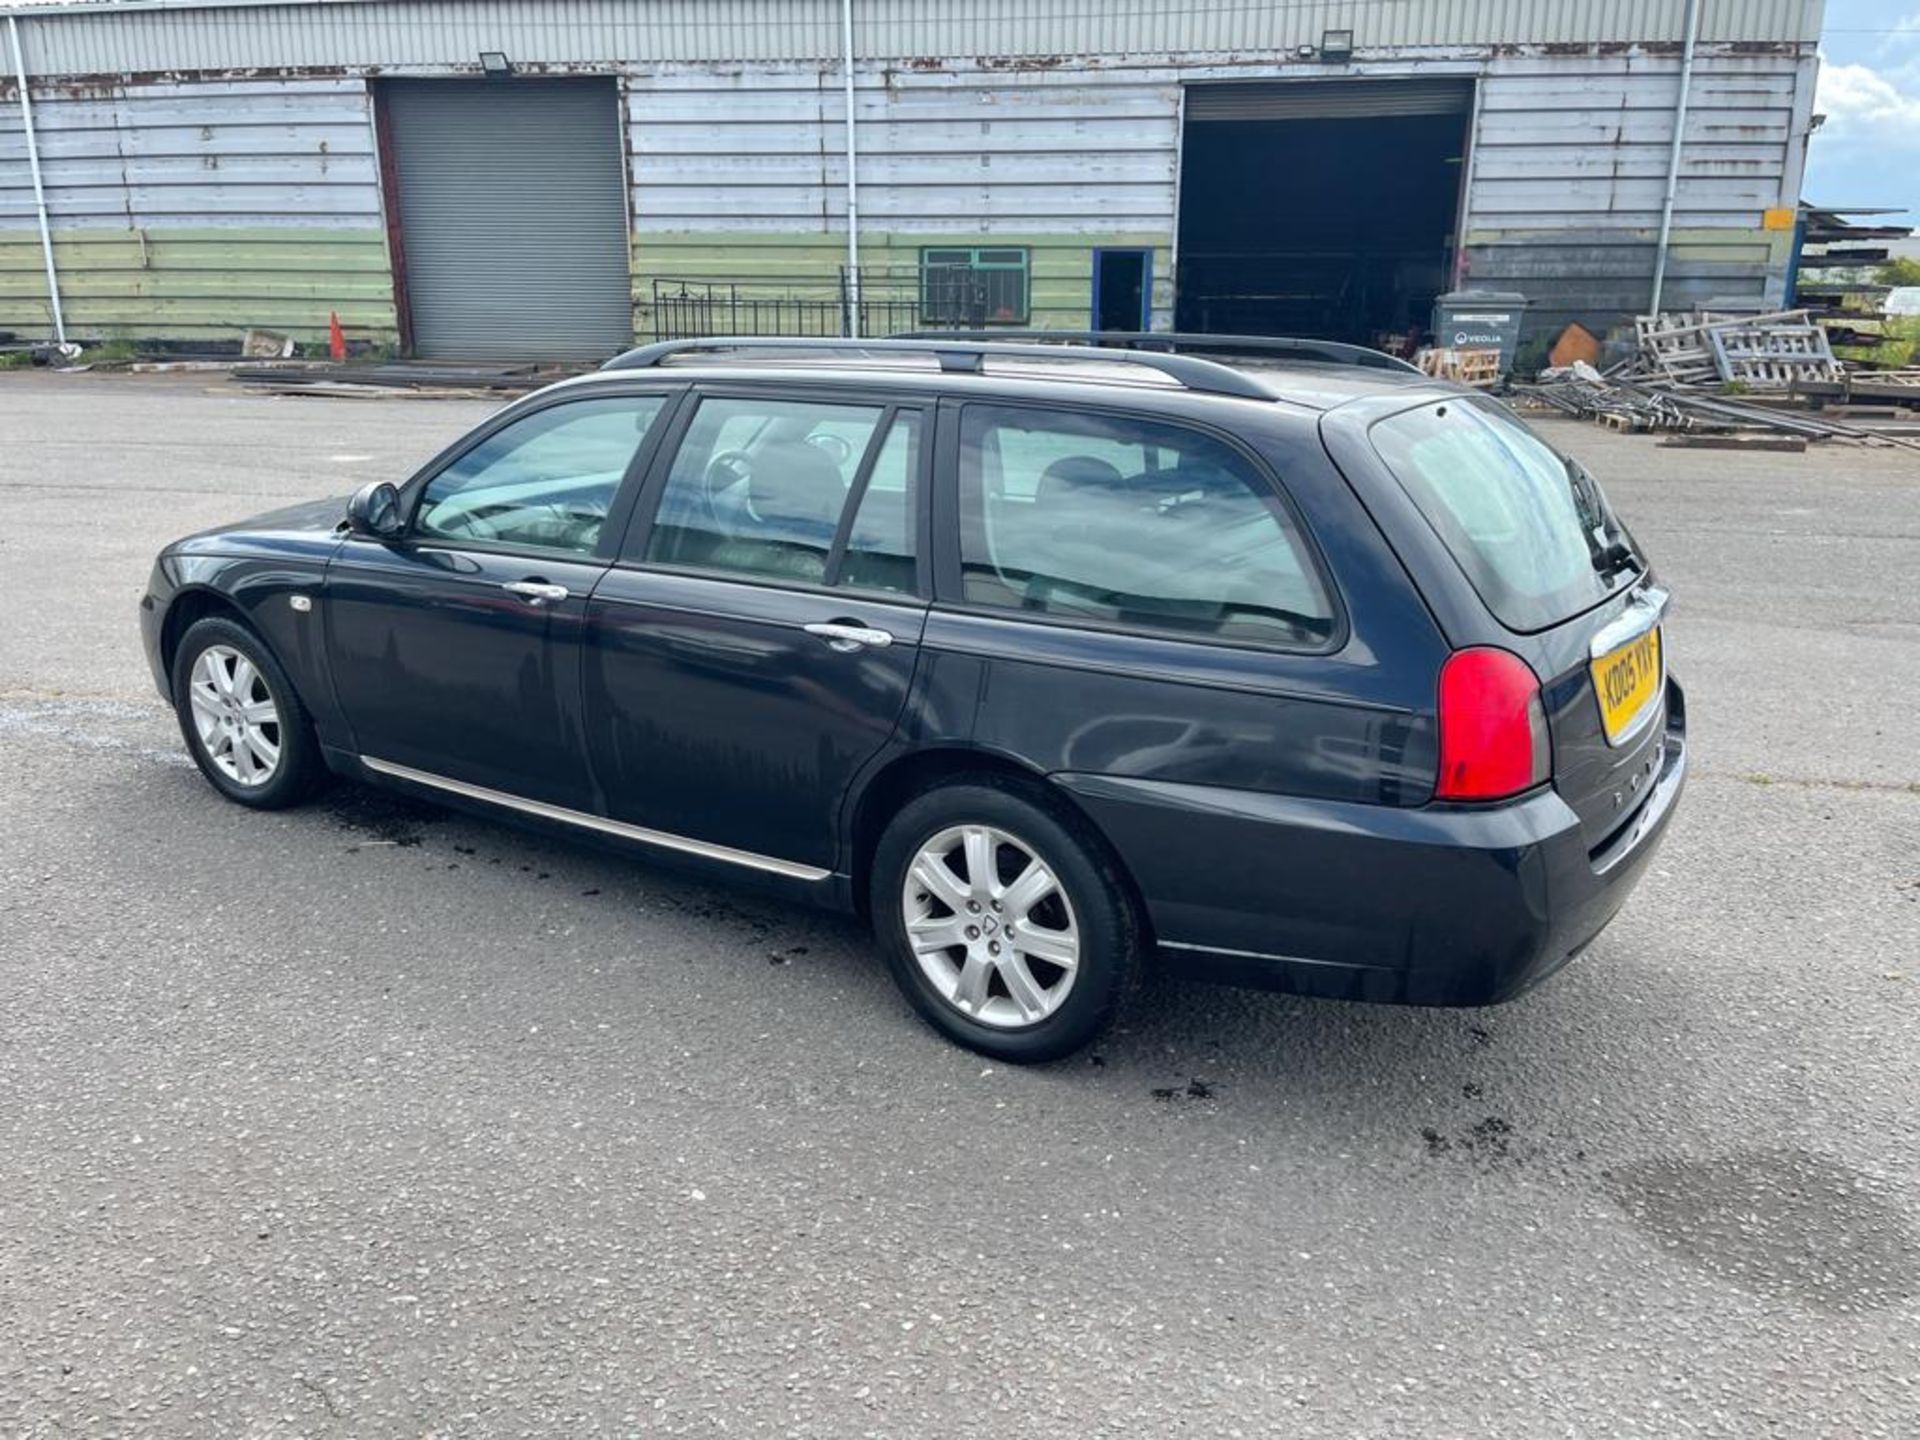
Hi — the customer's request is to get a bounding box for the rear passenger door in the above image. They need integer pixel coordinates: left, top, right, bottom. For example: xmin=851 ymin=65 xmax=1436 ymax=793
xmin=582 ymin=389 xmax=929 ymax=875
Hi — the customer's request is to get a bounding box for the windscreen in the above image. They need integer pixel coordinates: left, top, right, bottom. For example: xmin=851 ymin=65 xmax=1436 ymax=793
xmin=1369 ymin=397 xmax=1640 ymax=632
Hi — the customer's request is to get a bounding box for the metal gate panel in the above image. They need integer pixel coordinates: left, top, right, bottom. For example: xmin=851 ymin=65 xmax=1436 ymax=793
xmin=1185 ymin=79 xmax=1475 ymax=122
xmin=382 ymin=77 xmax=631 ymax=361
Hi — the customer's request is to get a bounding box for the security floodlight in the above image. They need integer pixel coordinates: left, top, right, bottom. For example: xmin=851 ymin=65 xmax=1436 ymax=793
xmin=478 ymin=51 xmax=514 ymax=77
xmin=1320 ymin=29 xmax=1354 ymax=62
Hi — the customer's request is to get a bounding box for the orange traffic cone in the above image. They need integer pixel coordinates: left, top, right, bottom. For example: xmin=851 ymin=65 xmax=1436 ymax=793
xmin=328 ymin=310 xmax=347 ymax=362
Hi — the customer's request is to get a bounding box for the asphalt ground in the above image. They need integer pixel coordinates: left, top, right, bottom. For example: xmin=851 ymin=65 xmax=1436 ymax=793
xmin=2 ymin=371 xmax=1917 ymax=1438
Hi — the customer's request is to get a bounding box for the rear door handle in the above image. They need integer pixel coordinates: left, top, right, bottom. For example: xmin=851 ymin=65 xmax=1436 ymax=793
xmin=803 ymin=621 xmax=894 ymax=652
xmin=503 ymin=580 xmax=570 ymax=605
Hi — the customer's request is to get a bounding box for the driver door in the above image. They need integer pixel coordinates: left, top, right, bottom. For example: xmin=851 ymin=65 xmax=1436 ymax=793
xmin=325 ymin=389 xmax=677 ymax=811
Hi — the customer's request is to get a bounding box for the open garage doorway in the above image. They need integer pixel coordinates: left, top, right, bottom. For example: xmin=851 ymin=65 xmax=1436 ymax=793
xmin=1175 ymin=79 xmax=1473 ymax=350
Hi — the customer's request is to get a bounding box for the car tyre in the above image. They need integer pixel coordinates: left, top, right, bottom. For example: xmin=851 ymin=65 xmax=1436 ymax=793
xmin=170 ymin=615 xmax=326 ymax=810
xmin=871 ymin=777 xmax=1144 ymax=1062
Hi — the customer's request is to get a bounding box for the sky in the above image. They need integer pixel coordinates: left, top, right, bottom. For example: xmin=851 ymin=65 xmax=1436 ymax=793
xmin=1808 ymin=0 xmax=1920 ymax=220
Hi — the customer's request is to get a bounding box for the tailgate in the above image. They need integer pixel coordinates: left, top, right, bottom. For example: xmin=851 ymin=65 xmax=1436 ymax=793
xmin=1543 ymin=583 xmax=1670 ymax=853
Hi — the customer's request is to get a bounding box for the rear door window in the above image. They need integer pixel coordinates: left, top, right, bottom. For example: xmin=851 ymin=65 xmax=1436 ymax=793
xmin=955 ymin=405 xmax=1336 ymax=649
xmin=642 ymin=395 xmax=920 ymax=593
xmin=1369 ymin=397 xmax=1638 ymax=632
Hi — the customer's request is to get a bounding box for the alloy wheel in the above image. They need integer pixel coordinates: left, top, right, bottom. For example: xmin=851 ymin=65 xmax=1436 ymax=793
xmin=187 ymin=644 xmax=282 ymax=787
xmin=901 ymin=824 xmax=1080 ymax=1029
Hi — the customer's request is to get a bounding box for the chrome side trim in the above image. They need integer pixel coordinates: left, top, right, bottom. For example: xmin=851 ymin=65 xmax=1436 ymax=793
xmin=358 ymin=756 xmax=832 ymax=882
xmin=1589 ymin=583 xmax=1670 ymax=661
xmin=1160 ymin=940 xmax=1393 ymax=971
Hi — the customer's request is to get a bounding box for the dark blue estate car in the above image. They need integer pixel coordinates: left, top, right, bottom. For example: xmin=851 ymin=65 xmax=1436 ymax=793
xmin=141 ymin=335 xmax=1685 ymax=1061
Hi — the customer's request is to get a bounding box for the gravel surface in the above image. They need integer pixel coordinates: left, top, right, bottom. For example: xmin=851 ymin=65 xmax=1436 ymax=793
xmin=2 ymin=372 xmax=1917 ymax=1438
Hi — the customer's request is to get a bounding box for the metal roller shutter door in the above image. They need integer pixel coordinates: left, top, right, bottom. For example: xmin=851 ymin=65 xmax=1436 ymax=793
xmin=383 ymin=78 xmax=632 ymax=361
xmin=1185 ymin=78 xmax=1475 ymax=122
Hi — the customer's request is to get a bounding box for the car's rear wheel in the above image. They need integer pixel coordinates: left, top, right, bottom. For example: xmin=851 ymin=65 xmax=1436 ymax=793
xmin=171 ymin=615 xmax=325 ymax=809
xmin=871 ymin=779 xmax=1143 ymax=1062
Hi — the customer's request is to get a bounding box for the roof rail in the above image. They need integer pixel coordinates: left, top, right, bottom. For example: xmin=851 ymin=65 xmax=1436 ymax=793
xmin=599 ymin=336 xmax=1277 ymax=401
xmin=895 ymin=329 xmax=1421 ymax=374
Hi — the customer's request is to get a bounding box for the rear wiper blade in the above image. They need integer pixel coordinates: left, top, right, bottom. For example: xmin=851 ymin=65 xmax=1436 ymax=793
xmin=1563 ymin=462 xmax=1637 ymax=578
xmin=1591 ymin=540 xmax=1639 ymax=578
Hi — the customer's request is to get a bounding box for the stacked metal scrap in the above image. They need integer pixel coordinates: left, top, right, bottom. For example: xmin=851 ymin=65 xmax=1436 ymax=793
xmin=1513 ymin=360 xmax=1920 ymax=451
xmin=1510 ymin=304 xmax=1920 ymax=450
xmin=1625 ymin=309 xmax=1841 ymax=390
xmin=1792 ymin=369 xmax=1920 ymax=410
xmin=1519 ymin=362 xmax=1694 ymax=431
xmin=1794 ymin=205 xmax=1914 ymax=355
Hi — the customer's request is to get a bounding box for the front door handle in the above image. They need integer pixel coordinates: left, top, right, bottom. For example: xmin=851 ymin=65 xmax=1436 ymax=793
xmin=503 ymin=580 xmax=569 ymax=605
xmin=804 ymin=620 xmax=894 ymax=653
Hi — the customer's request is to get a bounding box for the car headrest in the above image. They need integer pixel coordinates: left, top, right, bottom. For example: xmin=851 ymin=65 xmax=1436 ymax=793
xmin=748 ymin=442 xmax=845 ymax=541
xmin=1037 ymin=455 xmax=1125 ymax=506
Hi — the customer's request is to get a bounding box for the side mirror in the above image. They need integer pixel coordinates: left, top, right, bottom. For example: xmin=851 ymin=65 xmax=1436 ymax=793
xmin=345 ymin=481 xmax=404 ymax=539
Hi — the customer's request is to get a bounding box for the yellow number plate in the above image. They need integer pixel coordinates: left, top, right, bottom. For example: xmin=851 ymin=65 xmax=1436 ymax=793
xmin=1591 ymin=626 xmax=1662 ymax=744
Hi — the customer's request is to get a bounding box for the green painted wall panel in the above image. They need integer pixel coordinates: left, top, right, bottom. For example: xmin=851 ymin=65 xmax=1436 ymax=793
xmin=0 ymin=226 xmax=397 ymax=343
xmin=631 ymin=230 xmax=1173 ymax=335
xmin=4 ymin=223 xmax=1179 ymax=347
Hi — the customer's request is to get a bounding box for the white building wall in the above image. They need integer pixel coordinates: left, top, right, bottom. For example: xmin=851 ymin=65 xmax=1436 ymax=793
xmin=0 ymin=77 xmax=381 ymax=228
xmin=0 ymin=0 xmax=1824 ymax=344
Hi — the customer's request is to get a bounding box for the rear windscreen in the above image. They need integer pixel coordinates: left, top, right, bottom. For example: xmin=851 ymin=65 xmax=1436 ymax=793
xmin=1369 ymin=397 xmax=1638 ymax=632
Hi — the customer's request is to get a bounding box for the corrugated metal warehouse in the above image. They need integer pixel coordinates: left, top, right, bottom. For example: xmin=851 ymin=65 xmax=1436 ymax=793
xmin=1 ymin=0 xmax=1825 ymax=360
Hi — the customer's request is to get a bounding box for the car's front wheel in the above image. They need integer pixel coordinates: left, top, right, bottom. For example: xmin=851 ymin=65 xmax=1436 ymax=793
xmin=871 ymin=779 xmax=1144 ymax=1062
xmin=171 ymin=615 xmax=326 ymax=809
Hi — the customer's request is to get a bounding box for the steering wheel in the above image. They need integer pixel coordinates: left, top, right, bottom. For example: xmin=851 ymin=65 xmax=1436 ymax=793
xmin=805 ymin=431 xmax=854 ymax=467
xmin=697 ymin=448 xmax=754 ymax=529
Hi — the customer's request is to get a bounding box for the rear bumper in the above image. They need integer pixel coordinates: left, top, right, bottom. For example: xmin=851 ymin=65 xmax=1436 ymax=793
xmin=1057 ymin=679 xmax=1688 ymax=1007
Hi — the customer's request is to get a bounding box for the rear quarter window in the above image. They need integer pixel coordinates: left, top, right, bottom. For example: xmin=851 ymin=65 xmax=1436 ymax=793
xmin=957 ymin=404 xmax=1337 ymax=650
xmin=1369 ymin=397 xmax=1636 ymax=632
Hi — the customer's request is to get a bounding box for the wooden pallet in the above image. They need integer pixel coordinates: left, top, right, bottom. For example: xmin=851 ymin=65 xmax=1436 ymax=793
xmin=1416 ymin=345 xmax=1501 ymax=388
xmin=1597 ymin=411 xmax=1653 ymax=432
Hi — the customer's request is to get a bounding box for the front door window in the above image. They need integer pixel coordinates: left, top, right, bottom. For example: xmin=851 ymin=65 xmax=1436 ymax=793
xmin=414 ymin=395 xmax=667 ymax=555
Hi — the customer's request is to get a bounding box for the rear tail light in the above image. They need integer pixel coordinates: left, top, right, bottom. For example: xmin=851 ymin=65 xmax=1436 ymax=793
xmin=1435 ymin=647 xmax=1550 ymax=801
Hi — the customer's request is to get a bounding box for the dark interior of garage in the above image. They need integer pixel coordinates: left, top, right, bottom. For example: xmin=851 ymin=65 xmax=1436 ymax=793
xmin=1176 ymin=84 xmax=1471 ymax=350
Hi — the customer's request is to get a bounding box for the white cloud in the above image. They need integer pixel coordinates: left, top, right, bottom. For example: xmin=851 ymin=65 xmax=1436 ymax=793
xmin=1816 ymin=56 xmax=1920 ymax=150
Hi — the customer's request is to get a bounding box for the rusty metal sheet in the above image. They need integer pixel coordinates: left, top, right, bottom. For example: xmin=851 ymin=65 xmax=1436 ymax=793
xmin=5 ymin=0 xmax=1820 ymax=79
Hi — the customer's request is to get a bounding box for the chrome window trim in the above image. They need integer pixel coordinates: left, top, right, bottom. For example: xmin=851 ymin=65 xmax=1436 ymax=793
xmin=1588 ymin=583 xmax=1669 ymax=660
xmin=359 ymin=756 xmax=831 ymax=882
